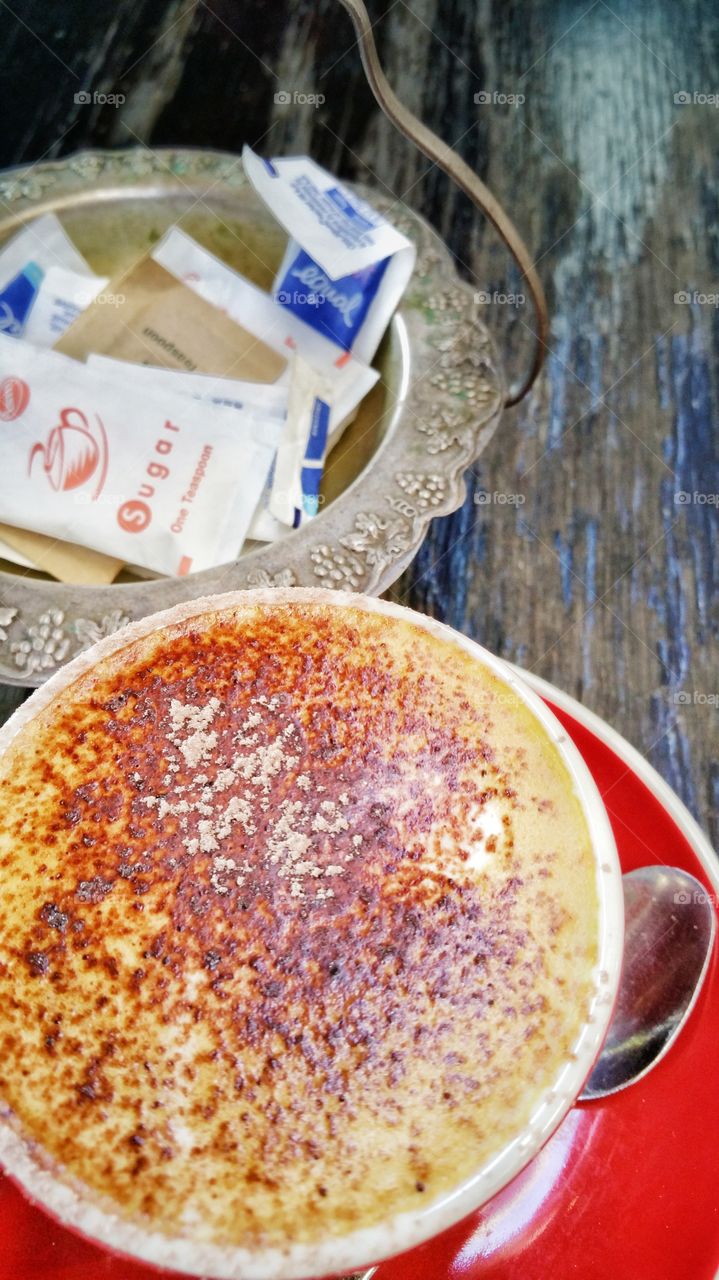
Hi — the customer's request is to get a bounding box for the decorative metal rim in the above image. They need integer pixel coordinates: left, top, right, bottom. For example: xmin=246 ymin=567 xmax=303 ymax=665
xmin=0 ymin=147 xmax=504 ymax=685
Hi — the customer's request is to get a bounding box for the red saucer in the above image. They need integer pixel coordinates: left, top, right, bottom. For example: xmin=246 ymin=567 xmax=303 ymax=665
xmin=1 ymin=677 xmax=717 ymax=1280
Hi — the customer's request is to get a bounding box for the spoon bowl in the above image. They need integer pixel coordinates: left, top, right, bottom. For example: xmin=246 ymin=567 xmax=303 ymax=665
xmin=580 ymin=866 xmax=716 ymax=1101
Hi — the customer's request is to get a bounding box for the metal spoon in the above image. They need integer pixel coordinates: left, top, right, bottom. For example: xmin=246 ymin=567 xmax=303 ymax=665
xmin=580 ymin=866 xmax=716 ymax=1100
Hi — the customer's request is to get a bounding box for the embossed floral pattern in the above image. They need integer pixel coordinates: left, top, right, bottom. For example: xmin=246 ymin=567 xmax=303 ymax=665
xmin=339 ymin=512 xmax=412 ymax=569
xmin=395 ymin=472 xmax=448 ymax=510
xmin=0 ymin=171 xmax=56 ymax=204
xmin=245 ymin=568 xmax=298 ymax=589
xmin=412 ymin=405 xmax=475 ymax=455
xmin=0 ymin=606 xmax=132 ymax=680
xmin=311 ymin=545 xmax=365 ymax=590
xmin=0 ymin=607 xmax=17 ymax=644
xmin=9 ymin=609 xmax=71 ymax=676
xmin=74 ymin=610 xmax=131 ymax=649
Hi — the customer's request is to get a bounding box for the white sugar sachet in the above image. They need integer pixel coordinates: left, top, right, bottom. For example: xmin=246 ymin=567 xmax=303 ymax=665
xmin=270 ymin=357 xmax=333 ymax=529
xmin=87 ymin=355 xmax=289 ymax=420
xmin=0 ymin=334 xmax=282 ymax=576
xmin=87 ymin=354 xmax=290 ymax=544
xmin=151 ymin=227 xmax=378 ymax=443
xmin=242 ymin=146 xmax=415 ymax=364
xmin=0 ymin=214 xmax=107 ymax=345
xmin=242 ymin=147 xmax=411 ymax=275
xmin=22 ymin=266 xmax=109 ymax=346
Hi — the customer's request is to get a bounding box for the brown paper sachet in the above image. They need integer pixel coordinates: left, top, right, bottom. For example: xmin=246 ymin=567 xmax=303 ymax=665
xmin=0 ymin=256 xmax=288 ymax=587
xmin=0 ymin=525 xmax=122 ymax=585
xmin=55 ymin=257 xmax=286 ymax=381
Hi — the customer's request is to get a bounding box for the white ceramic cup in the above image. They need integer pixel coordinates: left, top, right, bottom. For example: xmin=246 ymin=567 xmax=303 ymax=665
xmin=0 ymin=589 xmax=624 ymax=1280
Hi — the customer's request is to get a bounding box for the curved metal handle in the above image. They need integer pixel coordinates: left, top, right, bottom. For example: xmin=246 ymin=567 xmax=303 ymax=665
xmin=335 ymin=0 xmax=549 ymax=407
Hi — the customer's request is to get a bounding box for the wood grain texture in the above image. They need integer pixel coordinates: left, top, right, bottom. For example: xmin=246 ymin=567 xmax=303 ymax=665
xmin=0 ymin=0 xmax=716 ymax=845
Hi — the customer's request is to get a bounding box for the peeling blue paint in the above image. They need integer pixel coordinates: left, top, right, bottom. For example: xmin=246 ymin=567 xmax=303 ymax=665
xmin=546 ymin=319 xmax=572 ymax=452
xmin=582 ymin=519 xmax=598 ymax=693
xmin=655 ymin=332 xmax=671 ymax=412
xmin=649 ymin=694 xmax=699 ymax=822
xmin=664 ymin=315 xmax=718 ymax=641
xmin=552 ymin=530 xmax=575 ymax=608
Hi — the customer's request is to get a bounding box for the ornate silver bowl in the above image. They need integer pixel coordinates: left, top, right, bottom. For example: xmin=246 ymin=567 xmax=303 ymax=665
xmin=0 ymin=148 xmax=504 ymax=686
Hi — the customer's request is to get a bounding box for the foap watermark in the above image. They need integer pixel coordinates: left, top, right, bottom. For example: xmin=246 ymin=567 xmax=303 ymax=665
xmin=674 ymin=289 xmax=719 ymax=307
xmin=276 ymin=289 xmax=326 ymax=308
xmin=474 ymin=489 xmax=525 ymax=507
xmin=475 ymin=290 xmax=526 ymax=307
xmin=271 ymin=488 xmax=327 ymax=511
xmin=474 ymin=89 xmax=525 ymax=107
xmin=69 ymin=288 xmax=125 ymax=309
xmin=674 ymin=491 xmax=719 ymax=506
xmin=74 ymin=90 xmax=125 ymax=108
xmin=674 ymin=887 xmax=718 ymax=906
xmin=673 ymin=690 xmax=718 ymax=707
xmin=91 ymin=291 xmax=126 ymax=309
xmin=274 ymin=89 xmax=325 ymax=108
xmin=674 ymin=90 xmax=719 ymax=108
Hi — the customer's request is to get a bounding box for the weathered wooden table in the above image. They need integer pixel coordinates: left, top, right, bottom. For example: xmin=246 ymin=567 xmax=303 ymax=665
xmin=0 ymin=0 xmax=716 ymax=846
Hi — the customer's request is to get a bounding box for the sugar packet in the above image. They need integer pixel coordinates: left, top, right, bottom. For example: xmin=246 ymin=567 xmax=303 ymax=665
xmin=56 ymin=256 xmax=286 ymax=383
xmin=0 ymin=214 xmax=106 ymax=345
xmin=22 ymin=267 xmax=109 ymax=347
xmin=242 ymin=147 xmax=415 ymax=365
xmin=87 ymin=355 xmax=289 ymax=420
xmin=0 ymin=334 xmax=282 ymax=577
xmin=42 ymin=257 xmax=287 ymax=583
xmin=87 ymin=354 xmax=290 ymax=543
xmin=151 ymin=227 xmax=378 ymax=443
xmin=85 ymin=354 xmax=335 ymax=543
xmin=269 ymin=357 xmax=333 ymax=529
xmin=0 ymin=218 xmax=116 ymax=577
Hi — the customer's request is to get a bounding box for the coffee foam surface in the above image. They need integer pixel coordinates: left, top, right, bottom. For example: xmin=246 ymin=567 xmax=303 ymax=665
xmin=0 ymin=594 xmax=600 ymax=1270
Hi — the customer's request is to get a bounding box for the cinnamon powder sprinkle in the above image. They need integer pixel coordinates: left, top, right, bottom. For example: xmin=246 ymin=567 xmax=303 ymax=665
xmin=141 ymin=692 xmax=356 ymax=903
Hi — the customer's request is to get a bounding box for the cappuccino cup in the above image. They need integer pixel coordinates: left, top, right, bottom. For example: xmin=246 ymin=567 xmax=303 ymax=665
xmin=0 ymin=589 xmax=623 ymax=1278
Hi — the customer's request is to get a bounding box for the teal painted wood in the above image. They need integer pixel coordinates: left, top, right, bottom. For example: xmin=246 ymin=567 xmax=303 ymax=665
xmin=0 ymin=0 xmax=716 ymax=844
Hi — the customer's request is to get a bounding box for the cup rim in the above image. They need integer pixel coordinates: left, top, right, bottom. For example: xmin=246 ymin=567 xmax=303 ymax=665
xmin=0 ymin=587 xmax=624 ymax=1279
